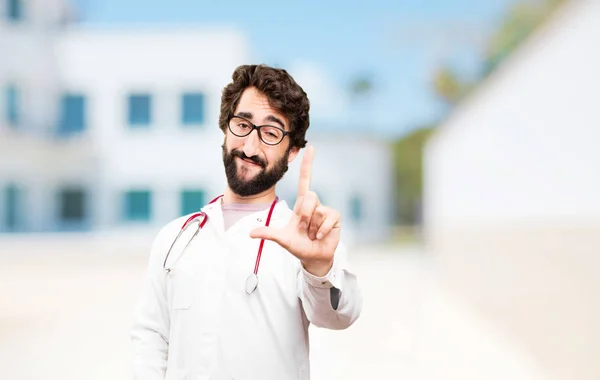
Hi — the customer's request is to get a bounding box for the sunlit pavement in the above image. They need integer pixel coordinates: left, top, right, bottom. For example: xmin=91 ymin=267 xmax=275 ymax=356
xmin=0 ymin=237 xmax=544 ymax=380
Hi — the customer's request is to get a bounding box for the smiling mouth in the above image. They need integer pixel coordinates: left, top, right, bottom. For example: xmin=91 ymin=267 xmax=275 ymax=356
xmin=239 ymin=157 xmax=262 ymax=167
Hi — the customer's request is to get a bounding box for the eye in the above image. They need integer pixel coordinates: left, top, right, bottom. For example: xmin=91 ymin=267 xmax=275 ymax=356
xmin=238 ymin=122 xmax=251 ymax=130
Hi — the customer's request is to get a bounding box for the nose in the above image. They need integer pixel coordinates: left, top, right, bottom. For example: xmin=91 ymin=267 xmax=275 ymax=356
xmin=242 ymin=129 xmax=261 ymax=158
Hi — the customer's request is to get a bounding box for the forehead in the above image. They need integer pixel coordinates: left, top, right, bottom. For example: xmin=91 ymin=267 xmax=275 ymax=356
xmin=234 ymin=87 xmax=288 ymax=128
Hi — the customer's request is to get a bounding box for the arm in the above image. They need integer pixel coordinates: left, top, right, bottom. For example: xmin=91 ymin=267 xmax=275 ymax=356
xmin=297 ymin=242 xmax=362 ymax=330
xmin=248 ymin=147 xmax=362 ymax=329
xmin=130 ymin=227 xmax=171 ymax=380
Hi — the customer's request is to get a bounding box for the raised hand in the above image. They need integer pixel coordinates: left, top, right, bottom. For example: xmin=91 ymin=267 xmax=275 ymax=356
xmin=249 ymin=146 xmax=341 ymax=276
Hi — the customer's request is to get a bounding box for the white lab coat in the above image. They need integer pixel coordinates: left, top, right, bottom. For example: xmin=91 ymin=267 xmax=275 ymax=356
xmin=131 ymin=199 xmax=362 ymax=380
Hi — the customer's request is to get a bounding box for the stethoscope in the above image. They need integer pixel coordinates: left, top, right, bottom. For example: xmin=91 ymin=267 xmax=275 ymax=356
xmin=162 ymin=194 xmax=279 ymax=294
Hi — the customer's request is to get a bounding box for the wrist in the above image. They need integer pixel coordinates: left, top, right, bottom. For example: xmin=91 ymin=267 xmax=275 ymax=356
xmin=301 ymin=258 xmax=334 ymax=277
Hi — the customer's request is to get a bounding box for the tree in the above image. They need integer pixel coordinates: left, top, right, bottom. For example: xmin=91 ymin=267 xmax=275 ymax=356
xmin=431 ymin=0 xmax=567 ymax=106
xmin=393 ymin=125 xmax=436 ymax=225
xmin=483 ymin=0 xmax=566 ymax=75
xmin=391 ymin=1 xmax=568 ymax=226
xmin=348 ymin=74 xmax=375 ymax=129
xmin=431 ymin=66 xmax=471 ymax=107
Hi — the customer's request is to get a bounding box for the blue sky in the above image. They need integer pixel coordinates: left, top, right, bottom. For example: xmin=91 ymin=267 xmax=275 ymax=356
xmin=73 ymin=0 xmax=517 ymax=138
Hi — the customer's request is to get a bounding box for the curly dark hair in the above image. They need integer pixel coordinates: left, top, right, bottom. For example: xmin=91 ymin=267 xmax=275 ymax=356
xmin=219 ymin=64 xmax=310 ymax=149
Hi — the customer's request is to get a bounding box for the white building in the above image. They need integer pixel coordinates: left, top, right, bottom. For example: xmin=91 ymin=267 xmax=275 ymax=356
xmin=0 ymin=0 xmax=393 ymax=245
xmin=424 ymin=0 xmax=600 ymax=379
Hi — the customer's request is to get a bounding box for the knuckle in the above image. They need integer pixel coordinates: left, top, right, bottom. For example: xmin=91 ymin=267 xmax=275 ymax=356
xmin=301 ymin=215 xmax=311 ymax=223
xmin=301 ymin=203 xmax=312 ymax=214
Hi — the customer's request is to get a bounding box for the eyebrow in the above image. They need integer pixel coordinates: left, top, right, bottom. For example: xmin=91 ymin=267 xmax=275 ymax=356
xmin=235 ymin=111 xmax=287 ymax=130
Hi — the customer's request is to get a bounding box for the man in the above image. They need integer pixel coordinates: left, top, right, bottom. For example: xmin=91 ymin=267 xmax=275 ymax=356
xmin=131 ymin=64 xmax=362 ymax=380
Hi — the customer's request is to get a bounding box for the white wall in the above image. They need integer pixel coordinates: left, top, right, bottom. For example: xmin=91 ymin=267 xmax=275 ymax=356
xmin=53 ymin=28 xmax=250 ymax=229
xmin=425 ymin=0 xmax=600 ymax=229
xmin=423 ymin=2 xmax=600 ymax=379
xmin=0 ymin=0 xmax=67 ymax=136
xmin=0 ymin=0 xmax=74 ymax=232
xmin=0 ymin=0 xmax=71 ymax=29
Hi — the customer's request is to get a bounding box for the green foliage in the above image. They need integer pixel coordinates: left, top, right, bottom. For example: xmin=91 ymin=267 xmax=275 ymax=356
xmin=393 ymin=126 xmax=436 ymax=224
xmin=392 ymin=1 xmax=567 ymax=225
xmin=349 ymin=77 xmax=373 ymax=96
xmin=431 ymin=66 xmax=475 ymax=106
xmin=483 ymin=0 xmax=566 ymax=75
xmin=432 ymin=0 xmax=567 ymax=106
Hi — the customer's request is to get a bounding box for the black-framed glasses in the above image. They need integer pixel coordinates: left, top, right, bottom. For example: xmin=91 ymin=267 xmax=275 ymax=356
xmin=227 ymin=115 xmax=290 ymax=146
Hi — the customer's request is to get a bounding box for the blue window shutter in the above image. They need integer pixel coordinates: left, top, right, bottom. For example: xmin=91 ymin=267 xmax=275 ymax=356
xmin=59 ymin=188 xmax=86 ymax=222
xmin=59 ymin=94 xmax=86 ymax=135
xmin=6 ymin=85 xmax=19 ymax=127
xmin=181 ymin=93 xmax=205 ymax=125
xmin=128 ymin=94 xmax=151 ymax=126
xmin=7 ymin=0 xmax=23 ymax=22
xmin=124 ymin=190 xmax=152 ymax=221
xmin=350 ymin=196 xmax=363 ymax=222
xmin=180 ymin=190 xmax=205 ymax=216
xmin=4 ymin=184 xmax=20 ymax=231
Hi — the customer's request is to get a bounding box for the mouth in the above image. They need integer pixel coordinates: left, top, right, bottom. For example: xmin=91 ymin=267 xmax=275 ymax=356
xmin=238 ymin=156 xmax=263 ymax=168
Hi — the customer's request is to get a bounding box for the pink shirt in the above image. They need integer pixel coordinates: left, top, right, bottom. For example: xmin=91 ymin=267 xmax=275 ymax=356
xmin=221 ymin=202 xmax=272 ymax=231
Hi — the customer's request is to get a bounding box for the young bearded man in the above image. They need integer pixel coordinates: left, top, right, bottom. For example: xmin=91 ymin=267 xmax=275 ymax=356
xmin=131 ymin=64 xmax=362 ymax=380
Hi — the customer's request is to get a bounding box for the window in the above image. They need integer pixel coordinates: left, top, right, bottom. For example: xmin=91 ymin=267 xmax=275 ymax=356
xmin=128 ymin=94 xmax=151 ymax=127
xmin=58 ymin=94 xmax=86 ymax=135
xmin=349 ymin=195 xmax=363 ymax=223
xmin=5 ymin=84 xmax=19 ymax=127
xmin=180 ymin=189 xmax=205 ymax=216
xmin=124 ymin=190 xmax=151 ymax=221
xmin=4 ymin=184 xmax=20 ymax=231
xmin=7 ymin=0 xmax=22 ymax=22
xmin=59 ymin=188 xmax=86 ymax=223
xmin=181 ymin=93 xmax=205 ymax=125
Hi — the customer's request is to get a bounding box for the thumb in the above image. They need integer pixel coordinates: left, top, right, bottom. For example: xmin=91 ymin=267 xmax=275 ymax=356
xmin=250 ymin=226 xmax=287 ymax=247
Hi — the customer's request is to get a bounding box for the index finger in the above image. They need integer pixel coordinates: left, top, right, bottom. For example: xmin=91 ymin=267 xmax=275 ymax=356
xmin=297 ymin=145 xmax=315 ymax=197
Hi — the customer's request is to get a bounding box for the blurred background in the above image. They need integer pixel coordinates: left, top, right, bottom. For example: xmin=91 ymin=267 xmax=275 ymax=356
xmin=1 ymin=0 xmax=599 ymax=379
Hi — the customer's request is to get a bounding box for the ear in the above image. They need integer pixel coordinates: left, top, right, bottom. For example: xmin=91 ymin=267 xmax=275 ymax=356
xmin=287 ymin=146 xmax=300 ymax=163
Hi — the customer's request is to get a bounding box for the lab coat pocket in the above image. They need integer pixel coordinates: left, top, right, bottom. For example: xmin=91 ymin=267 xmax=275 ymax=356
xmin=168 ymin=270 xmax=196 ymax=310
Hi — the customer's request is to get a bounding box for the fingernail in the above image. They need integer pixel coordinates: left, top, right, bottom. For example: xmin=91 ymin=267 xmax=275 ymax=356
xmin=300 ymin=222 xmax=307 ymax=229
xmin=317 ymin=232 xmax=323 ymax=240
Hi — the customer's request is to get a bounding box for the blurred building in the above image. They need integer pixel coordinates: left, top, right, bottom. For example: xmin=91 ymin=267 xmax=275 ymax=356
xmin=424 ymin=0 xmax=600 ymax=379
xmin=0 ymin=0 xmax=392 ymax=245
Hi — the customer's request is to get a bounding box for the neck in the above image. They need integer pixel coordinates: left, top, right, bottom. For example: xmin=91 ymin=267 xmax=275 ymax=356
xmin=222 ymin=186 xmax=277 ymax=205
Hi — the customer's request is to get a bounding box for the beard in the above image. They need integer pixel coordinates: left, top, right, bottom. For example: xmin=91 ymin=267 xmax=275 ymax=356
xmin=222 ymin=144 xmax=290 ymax=197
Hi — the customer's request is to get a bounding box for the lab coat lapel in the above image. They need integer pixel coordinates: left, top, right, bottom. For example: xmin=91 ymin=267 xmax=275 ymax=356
xmin=202 ymin=202 xmax=226 ymax=240
xmin=258 ymin=199 xmax=292 ymax=228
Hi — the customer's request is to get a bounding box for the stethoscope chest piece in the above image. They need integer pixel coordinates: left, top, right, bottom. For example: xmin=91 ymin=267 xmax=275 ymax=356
xmin=245 ymin=273 xmax=259 ymax=294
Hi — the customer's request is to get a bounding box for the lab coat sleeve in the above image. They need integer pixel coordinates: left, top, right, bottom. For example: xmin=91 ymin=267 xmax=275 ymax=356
xmin=130 ymin=226 xmax=172 ymax=380
xmin=297 ymin=241 xmax=362 ymax=330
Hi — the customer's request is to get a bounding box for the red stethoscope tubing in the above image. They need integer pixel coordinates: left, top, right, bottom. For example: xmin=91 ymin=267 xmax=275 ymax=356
xmin=162 ymin=194 xmax=279 ymax=279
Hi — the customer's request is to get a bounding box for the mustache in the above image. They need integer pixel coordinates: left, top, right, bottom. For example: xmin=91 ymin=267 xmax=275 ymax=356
xmin=230 ymin=149 xmax=267 ymax=168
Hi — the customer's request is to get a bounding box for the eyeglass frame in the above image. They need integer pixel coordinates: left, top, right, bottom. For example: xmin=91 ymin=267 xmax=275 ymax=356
xmin=227 ymin=115 xmax=292 ymax=146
